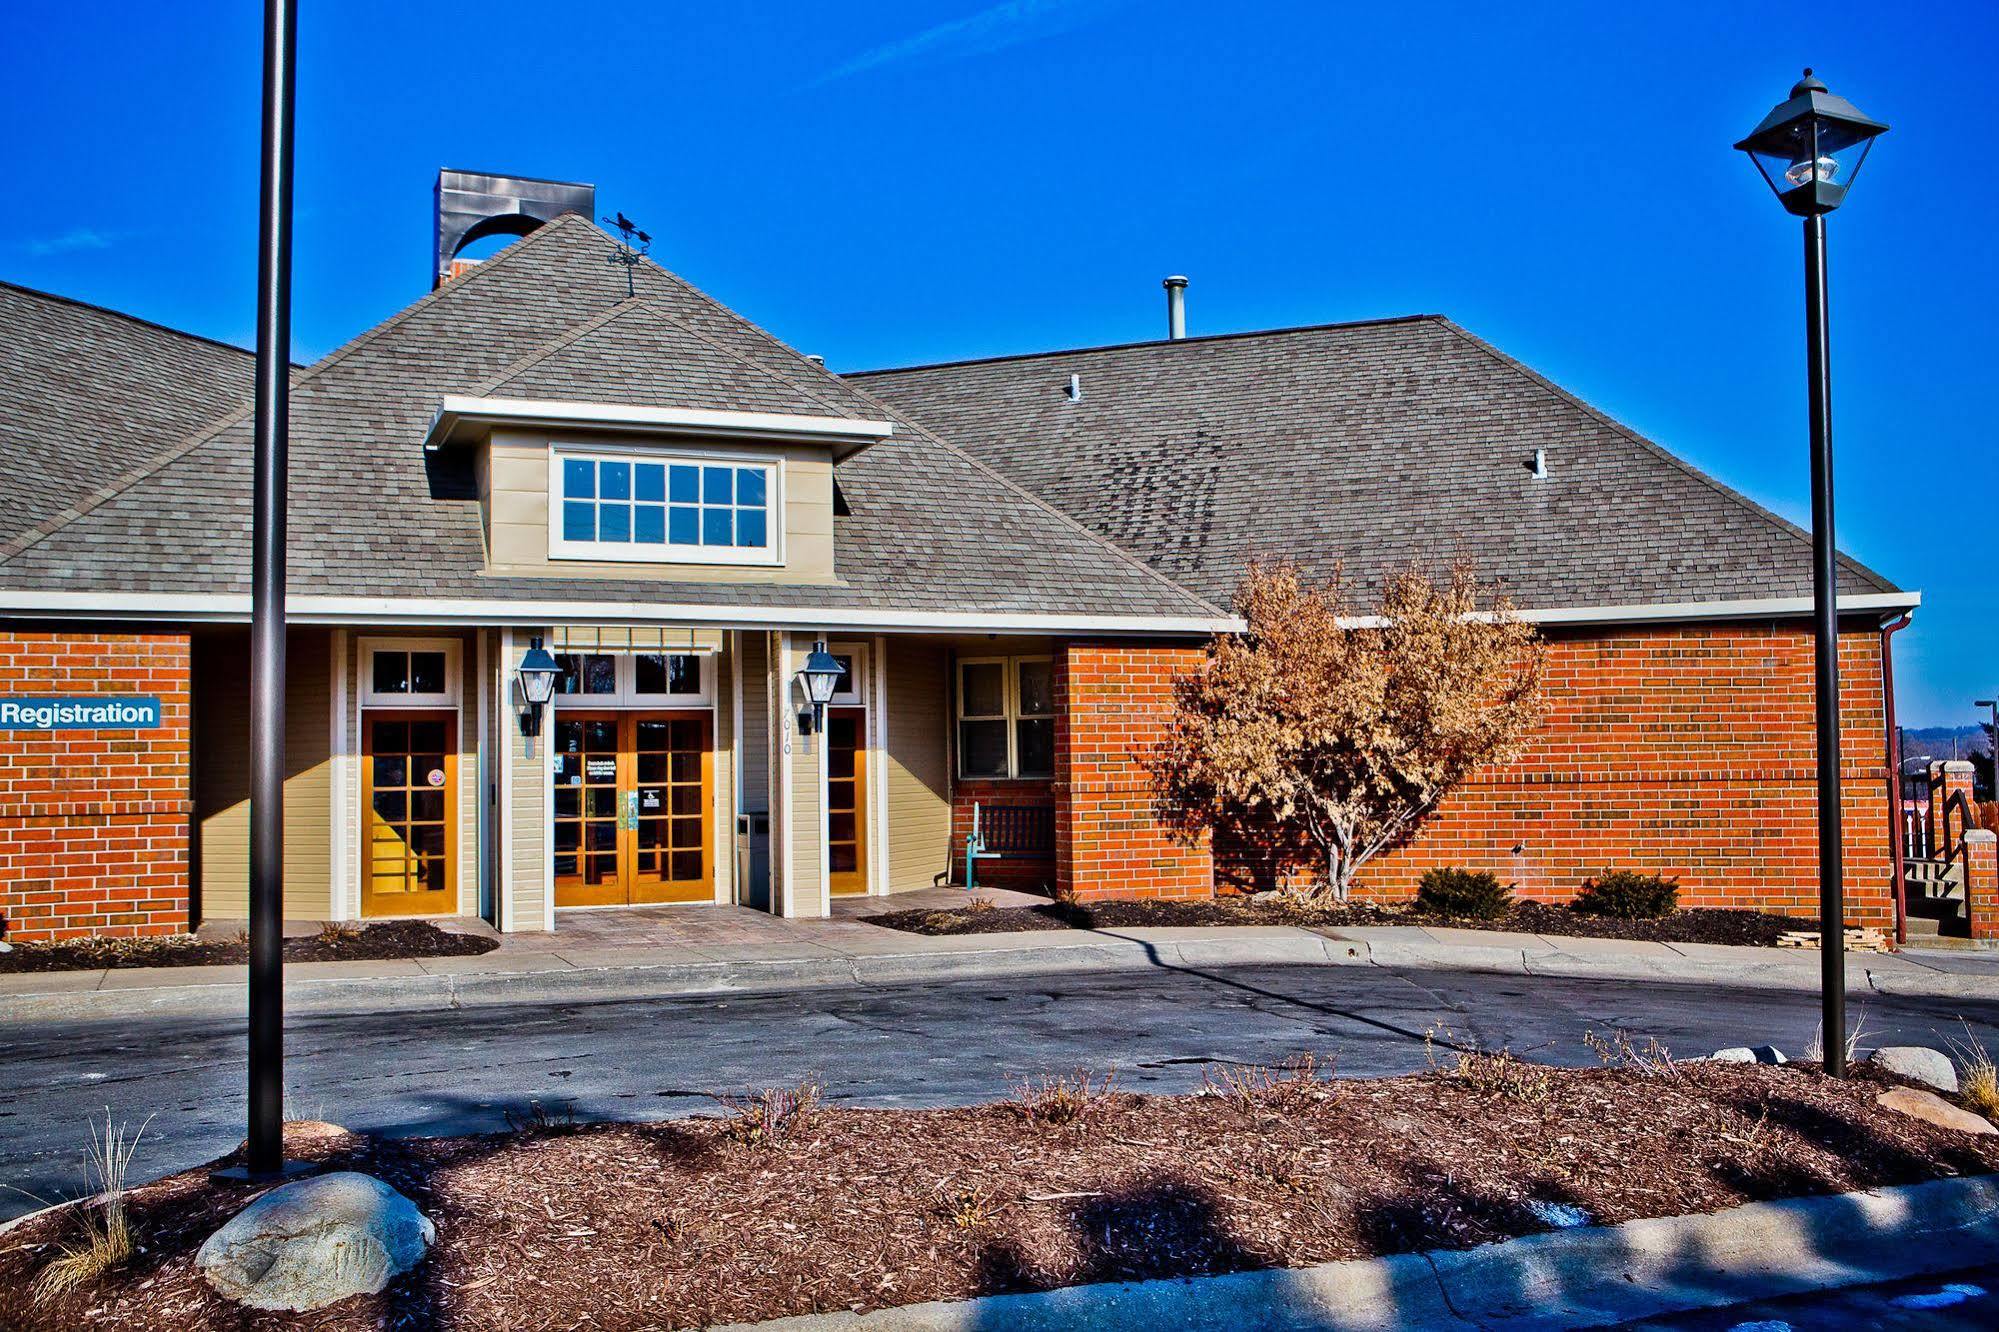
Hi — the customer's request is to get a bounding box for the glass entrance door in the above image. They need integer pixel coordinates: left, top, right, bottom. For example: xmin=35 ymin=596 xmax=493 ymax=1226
xmin=363 ymin=711 xmax=457 ymax=917
xmin=554 ymin=711 xmax=712 ymax=907
xmin=827 ymin=706 xmax=868 ymax=896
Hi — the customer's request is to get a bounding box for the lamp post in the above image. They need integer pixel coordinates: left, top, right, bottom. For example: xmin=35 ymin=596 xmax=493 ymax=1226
xmin=237 ymin=0 xmax=299 ymax=1180
xmin=516 ymin=636 xmax=561 ymax=755
xmin=1736 ymin=70 xmax=1888 ymax=1076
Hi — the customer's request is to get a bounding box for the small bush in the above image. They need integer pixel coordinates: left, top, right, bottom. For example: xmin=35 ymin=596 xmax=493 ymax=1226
xmin=1009 ymin=1068 xmax=1117 ymax=1127
xmin=1415 ymin=867 xmax=1513 ymax=920
xmin=713 ymin=1079 xmax=822 ymax=1149
xmin=34 ymin=1111 xmax=148 ymax=1302
xmin=1200 ymin=1053 xmax=1329 ymax=1112
xmin=1572 ymin=870 xmax=1679 ymax=919
xmin=1947 ymin=1023 xmax=1999 ymax=1121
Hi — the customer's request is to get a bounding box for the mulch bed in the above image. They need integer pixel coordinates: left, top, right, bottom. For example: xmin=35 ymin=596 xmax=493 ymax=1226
xmin=3 ymin=1058 xmax=1994 ymax=1330
xmin=866 ymin=895 xmax=1819 ymax=946
xmin=0 ymin=921 xmax=496 ymax=974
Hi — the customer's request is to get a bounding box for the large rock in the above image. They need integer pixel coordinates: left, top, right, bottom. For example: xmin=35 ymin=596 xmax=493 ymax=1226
xmin=1869 ymin=1046 xmax=1960 ymax=1094
xmin=1710 ymin=1045 xmax=1787 ymax=1065
xmin=197 ymin=1171 xmax=434 ymax=1311
xmin=1876 ymin=1087 xmax=1997 ymax=1136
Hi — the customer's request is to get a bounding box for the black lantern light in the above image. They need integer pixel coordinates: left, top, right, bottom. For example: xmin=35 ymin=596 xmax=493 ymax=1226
xmin=516 ymin=635 xmax=561 ymax=739
xmin=796 ymin=639 xmax=845 ymax=737
xmin=1735 ymin=69 xmax=1888 ymax=217
xmin=1734 ymin=70 xmax=1887 ymax=1078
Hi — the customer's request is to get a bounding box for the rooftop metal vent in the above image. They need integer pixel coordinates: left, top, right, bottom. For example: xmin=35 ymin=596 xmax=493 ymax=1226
xmin=1163 ymin=275 xmax=1188 ymax=339
xmin=434 ymin=170 xmax=596 ymax=288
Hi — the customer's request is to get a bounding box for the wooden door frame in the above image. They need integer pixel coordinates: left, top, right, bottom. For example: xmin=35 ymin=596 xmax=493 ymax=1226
xmin=361 ymin=709 xmax=459 ymax=919
xmin=552 ymin=710 xmax=627 ymax=908
xmin=553 ymin=708 xmax=716 ymax=909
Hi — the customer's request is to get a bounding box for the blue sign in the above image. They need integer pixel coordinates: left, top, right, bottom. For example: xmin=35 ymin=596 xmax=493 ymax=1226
xmin=0 ymin=697 xmax=162 ymax=730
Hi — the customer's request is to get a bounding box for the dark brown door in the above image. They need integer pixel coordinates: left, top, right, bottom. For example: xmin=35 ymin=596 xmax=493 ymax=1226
xmin=554 ymin=711 xmax=712 ymax=907
xmin=363 ymin=711 xmax=457 ymax=918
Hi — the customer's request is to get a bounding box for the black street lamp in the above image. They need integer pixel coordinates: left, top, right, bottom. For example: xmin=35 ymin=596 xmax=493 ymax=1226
xmin=1736 ymin=70 xmax=1888 ymax=1077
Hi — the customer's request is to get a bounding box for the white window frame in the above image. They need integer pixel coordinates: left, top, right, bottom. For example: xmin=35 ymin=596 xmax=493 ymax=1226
xmin=359 ymin=637 xmax=462 ymax=708
xmin=550 ymin=649 xmax=716 ymax=708
xmin=546 ymin=443 xmax=783 ymax=567
xmin=825 ymin=641 xmax=869 ymax=708
xmin=956 ymin=654 xmax=1053 ymax=780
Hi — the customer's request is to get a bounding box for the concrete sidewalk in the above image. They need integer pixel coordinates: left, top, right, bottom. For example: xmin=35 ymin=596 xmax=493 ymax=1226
xmin=6 ymin=895 xmax=1999 ymax=1021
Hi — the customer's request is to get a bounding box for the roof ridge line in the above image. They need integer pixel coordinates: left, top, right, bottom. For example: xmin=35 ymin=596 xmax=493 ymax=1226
xmin=0 ymin=215 xmax=591 ymax=568
xmin=634 ymin=296 xmax=863 ymax=422
xmin=628 ymin=259 xmax=868 ymax=419
xmin=843 ymin=314 xmax=1445 ymax=378
xmin=1426 ymin=317 xmax=1901 ymax=594
xmin=476 ymin=293 xmax=648 ymax=396
xmin=0 ymin=279 xmax=260 ymax=363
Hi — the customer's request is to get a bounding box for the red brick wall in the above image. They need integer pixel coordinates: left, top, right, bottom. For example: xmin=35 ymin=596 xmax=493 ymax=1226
xmin=0 ymin=632 xmax=192 ymax=943
xmin=1339 ymin=623 xmax=1894 ymax=925
xmin=1055 ymin=641 xmax=1213 ymax=901
xmin=950 ymin=778 xmax=1055 ymax=888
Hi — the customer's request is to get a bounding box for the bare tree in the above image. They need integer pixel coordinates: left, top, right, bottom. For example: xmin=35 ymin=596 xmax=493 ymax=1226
xmin=1148 ymin=562 xmax=1545 ymax=901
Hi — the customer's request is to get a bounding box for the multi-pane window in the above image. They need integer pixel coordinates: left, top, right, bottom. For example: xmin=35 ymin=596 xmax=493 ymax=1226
xmin=552 ymin=452 xmax=775 ymax=563
xmin=957 ymin=656 xmax=1055 ymax=779
xmin=360 ymin=639 xmax=460 ymax=707
xmin=552 ymin=651 xmax=710 ymax=705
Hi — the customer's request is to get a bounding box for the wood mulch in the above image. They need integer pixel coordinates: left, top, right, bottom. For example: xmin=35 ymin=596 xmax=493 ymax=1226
xmin=867 ymin=894 xmax=1819 ymax=947
xmin=3 ymin=1059 xmax=1995 ymax=1330
xmin=0 ymin=921 xmax=496 ymax=974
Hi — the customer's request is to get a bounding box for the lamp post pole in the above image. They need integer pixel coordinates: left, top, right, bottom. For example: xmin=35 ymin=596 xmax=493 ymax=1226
xmin=246 ymin=0 xmax=298 ymax=1177
xmin=1802 ymin=209 xmax=1845 ymax=1073
xmin=1735 ymin=69 xmax=1887 ymax=1078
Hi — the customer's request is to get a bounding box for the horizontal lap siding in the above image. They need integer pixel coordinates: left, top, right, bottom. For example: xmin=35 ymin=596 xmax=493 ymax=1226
xmin=0 ymin=631 xmax=192 ymax=942
xmin=884 ymin=639 xmax=952 ymax=893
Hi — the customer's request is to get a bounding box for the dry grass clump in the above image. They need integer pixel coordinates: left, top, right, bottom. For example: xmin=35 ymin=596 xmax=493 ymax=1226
xmin=31 ymin=1111 xmax=149 ymax=1302
xmin=502 ymin=1098 xmax=578 ymax=1135
xmin=315 ymin=920 xmax=362 ymax=946
xmin=1945 ymin=1022 xmax=1999 ymax=1120
xmin=1584 ymin=1029 xmax=1686 ymax=1081
xmin=714 ymin=1079 xmax=822 ymax=1149
xmin=1200 ymin=1053 xmax=1329 ymax=1112
xmin=1803 ymin=1006 xmax=1870 ymax=1066
xmin=1426 ymin=1026 xmax=1553 ymax=1102
xmin=962 ymin=893 xmax=997 ymax=914
xmin=1008 ymin=1068 xmax=1118 ymax=1127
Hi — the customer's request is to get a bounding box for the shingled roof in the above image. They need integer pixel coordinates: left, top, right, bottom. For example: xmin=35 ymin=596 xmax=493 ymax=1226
xmin=0 ymin=216 xmax=1223 ymax=626
xmin=0 ymin=281 xmax=254 ymax=544
xmin=851 ymin=318 xmax=1905 ymax=613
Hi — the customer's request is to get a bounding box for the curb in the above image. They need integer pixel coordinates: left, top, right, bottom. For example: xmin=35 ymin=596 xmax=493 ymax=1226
xmin=717 ymin=1175 xmax=1999 ymax=1331
xmin=0 ymin=934 xmax=1373 ymax=1023
xmin=3 ymin=929 xmax=1993 ymax=1024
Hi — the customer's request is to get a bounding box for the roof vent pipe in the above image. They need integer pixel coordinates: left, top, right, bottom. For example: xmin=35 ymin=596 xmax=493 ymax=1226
xmin=1163 ymin=275 xmax=1188 ymax=339
xmin=1530 ymin=448 xmax=1548 ymax=480
xmin=1066 ymin=373 xmax=1083 ymax=402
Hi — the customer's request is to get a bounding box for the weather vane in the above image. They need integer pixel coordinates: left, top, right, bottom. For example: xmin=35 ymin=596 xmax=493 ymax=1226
xmin=604 ymin=212 xmax=651 ymax=297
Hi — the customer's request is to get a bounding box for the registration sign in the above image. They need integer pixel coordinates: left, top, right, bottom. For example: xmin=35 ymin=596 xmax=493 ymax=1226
xmin=0 ymin=696 xmax=161 ymax=731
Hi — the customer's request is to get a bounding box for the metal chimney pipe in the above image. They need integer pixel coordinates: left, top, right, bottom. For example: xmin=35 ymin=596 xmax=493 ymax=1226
xmin=1163 ymin=275 xmax=1188 ymax=339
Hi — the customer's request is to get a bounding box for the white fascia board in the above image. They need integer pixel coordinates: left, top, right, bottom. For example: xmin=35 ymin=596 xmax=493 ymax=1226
xmin=0 ymin=589 xmax=1918 ymax=634
xmin=425 ymin=395 xmax=895 ymax=455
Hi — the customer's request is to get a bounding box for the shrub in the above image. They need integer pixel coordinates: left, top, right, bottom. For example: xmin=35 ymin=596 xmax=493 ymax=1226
xmin=1572 ymin=870 xmax=1679 ymax=919
xmin=713 ymin=1079 xmax=822 ymax=1148
xmin=1415 ymin=867 xmax=1513 ymax=920
xmin=34 ymin=1111 xmax=148 ymax=1302
xmin=1009 ymin=1068 xmax=1118 ymax=1127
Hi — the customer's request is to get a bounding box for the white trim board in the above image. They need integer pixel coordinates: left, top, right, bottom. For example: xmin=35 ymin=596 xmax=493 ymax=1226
xmin=0 ymin=589 xmax=1919 ymax=633
xmin=425 ymin=396 xmax=894 ymax=457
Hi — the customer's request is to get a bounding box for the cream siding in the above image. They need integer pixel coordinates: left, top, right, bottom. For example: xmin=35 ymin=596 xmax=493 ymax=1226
xmin=710 ymin=635 xmax=736 ymax=905
xmin=194 ymin=626 xmax=334 ymax=920
xmin=502 ymin=625 xmax=552 ymax=931
xmin=738 ymin=630 xmax=771 ymax=815
xmin=883 ymin=637 xmax=953 ymax=893
xmin=480 ymin=428 xmax=836 ymax=584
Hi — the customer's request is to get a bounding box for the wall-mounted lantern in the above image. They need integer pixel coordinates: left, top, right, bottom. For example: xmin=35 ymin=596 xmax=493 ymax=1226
xmin=516 ymin=635 xmax=561 ymax=747
xmin=795 ymin=639 xmax=845 ymax=737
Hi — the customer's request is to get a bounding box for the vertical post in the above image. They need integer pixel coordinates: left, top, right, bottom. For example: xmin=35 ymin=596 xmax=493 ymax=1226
xmin=1803 ymin=211 xmax=1845 ymax=1075
xmin=248 ymin=0 xmax=298 ymax=1174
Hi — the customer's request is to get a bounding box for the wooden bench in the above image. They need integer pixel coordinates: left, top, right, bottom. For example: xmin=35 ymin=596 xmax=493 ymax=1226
xmin=963 ymin=802 xmax=1055 ymax=890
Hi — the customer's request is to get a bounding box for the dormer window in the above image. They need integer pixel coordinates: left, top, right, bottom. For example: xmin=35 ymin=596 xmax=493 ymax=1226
xmin=549 ymin=447 xmax=779 ymax=565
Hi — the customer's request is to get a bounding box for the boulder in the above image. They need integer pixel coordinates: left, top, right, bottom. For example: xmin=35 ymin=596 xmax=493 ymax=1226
xmin=1876 ymin=1087 xmax=1997 ymax=1136
xmin=197 ymin=1171 xmax=434 ymax=1311
xmin=1869 ymin=1046 xmax=1960 ymax=1094
xmin=1710 ymin=1046 xmax=1788 ymax=1065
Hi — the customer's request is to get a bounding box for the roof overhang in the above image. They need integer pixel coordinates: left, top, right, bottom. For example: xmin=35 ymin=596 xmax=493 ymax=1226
xmin=0 ymin=589 xmax=1916 ymax=634
xmin=422 ymin=395 xmax=895 ymax=459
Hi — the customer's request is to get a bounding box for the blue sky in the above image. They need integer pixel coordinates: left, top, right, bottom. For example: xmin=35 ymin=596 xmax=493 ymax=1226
xmin=3 ymin=2 xmax=1992 ymax=724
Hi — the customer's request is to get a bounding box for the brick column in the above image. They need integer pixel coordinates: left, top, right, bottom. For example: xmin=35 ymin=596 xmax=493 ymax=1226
xmin=1054 ymin=640 xmax=1212 ymax=901
xmin=0 ymin=632 xmax=193 ymax=943
xmin=1965 ymin=830 xmax=1999 ymax=942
